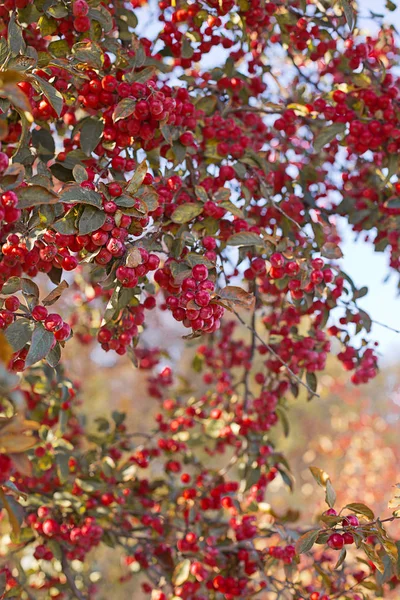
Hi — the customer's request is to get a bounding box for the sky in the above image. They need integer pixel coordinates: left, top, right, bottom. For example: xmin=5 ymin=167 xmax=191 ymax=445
xmin=338 ymin=0 xmax=400 ymax=362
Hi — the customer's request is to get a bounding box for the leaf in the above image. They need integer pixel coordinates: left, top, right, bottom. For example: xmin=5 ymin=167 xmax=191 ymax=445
xmin=171 ymin=203 xmax=203 ymax=224
xmin=126 ymin=160 xmax=147 ymax=194
xmin=32 ymin=75 xmax=63 ymax=117
xmin=80 ymin=117 xmax=104 ymax=156
xmin=217 ymin=286 xmax=255 ymax=310
xmin=53 ymin=208 xmax=79 ymax=234
xmin=126 ymin=247 xmax=142 ymax=268
xmin=0 ymin=434 xmax=37 ymax=453
xmin=1 ymin=276 xmax=21 ymax=294
xmin=195 ymin=95 xmax=217 ymax=115
xmin=115 ymin=195 xmax=135 ymax=208
xmin=334 ymin=548 xmax=347 ymax=569
xmin=25 ymin=325 xmax=55 ymax=367
xmin=275 ymin=406 xmax=290 ymax=437
xmin=16 ymin=184 xmax=58 ymax=208
xmin=362 ymin=542 xmax=384 ymax=573
xmin=0 ymin=332 xmax=13 ymax=365
xmin=113 ymin=98 xmax=136 ymax=122
xmin=88 ymin=6 xmax=113 ymax=32
xmin=309 ymin=466 xmax=330 ymax=488
xmin=73 ymin=164 xmax=88 ymax=184
xmin=314 ymin=123 xmax=346 ymax=153
xmin=46 ymin=342 xmax=61 ymax=367
xmin=321 ymin=242 xmax=343 ymax=259
xmin=387 ymin=198 xmax=400 ymax=209
xmin=341 ymin=0 xmax=355 ymax=31
xmin=128 ymin=66 xmax=157 ymax=84
xmin=5 ymin=319 xmax=33 ymax=352
xmin=72 ymin=41 xmax=103 ymax=69
xmin=344 ymin=503 xmax=374 ymax=521
xmin=219 ymin=200 xmax=244 ymax=218
xmin=306 ymin=372 xmax=317 ymax=394
xmin=295 ymin=529 xmax=320 ymax=554
xmin=8 ymin=14 xmax=25 ymax=57
xmin=172 ymin=559 xmax=191 ymax=585
xmin=59 ymin=185 xmax=102 ymax=208
xmin=78 ymin=205 xmax=106 ymax=234
xmin=42 ymin=281 xmax=69 ymax=306
xmin=0 ymin=489 xmax=21 ymax=538
xmin=227 ymin=232 xmax=266 ymax=247
xmin=0 ymin=83 xmax=32 ymax=113
xmin=325 ymin=479 xmax=336 ymax=508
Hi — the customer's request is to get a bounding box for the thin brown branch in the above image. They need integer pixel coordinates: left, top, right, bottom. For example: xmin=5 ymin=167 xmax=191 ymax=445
xmin=233 ymin=309 xmax=320 ymax=398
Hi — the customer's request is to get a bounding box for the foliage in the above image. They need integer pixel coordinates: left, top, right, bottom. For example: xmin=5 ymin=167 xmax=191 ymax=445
xmin=0 ymin=0 xmax=399 ymax=598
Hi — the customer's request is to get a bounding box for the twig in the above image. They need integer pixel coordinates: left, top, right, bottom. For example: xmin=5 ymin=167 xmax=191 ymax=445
xmin=233 ymin=310 xmax=320 ymax=398
xmin=243 ymin=285 xmax=257 ymax=410
xmin=61 ymin=550 xmax=86 ymax=600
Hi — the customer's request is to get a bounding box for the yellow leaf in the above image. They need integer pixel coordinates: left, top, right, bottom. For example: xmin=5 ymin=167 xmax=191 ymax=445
xmin=0 ymin=488 xmax=21 ymax=538
xmin=0 ymin=434 xmax=37 ymax=454
xmin=0 ymin=332 xmax=13 ymax=365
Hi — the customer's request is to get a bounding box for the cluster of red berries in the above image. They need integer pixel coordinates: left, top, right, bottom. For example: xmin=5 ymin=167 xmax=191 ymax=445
xmin=156 ymin=263 xmax=224 ymax=333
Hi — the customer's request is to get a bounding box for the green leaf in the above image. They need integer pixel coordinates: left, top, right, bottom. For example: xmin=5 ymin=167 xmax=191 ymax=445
xmin=79 ymin=205 xmax=106 ymax=235
xmin=16 ymin=184 xmax=58 ymax=208
xmin=195 ymin=95 xmax=217 ymax=115
xmin=306 ymin=371 xmax=317 ymax=394
xmin=8 ymin=14 xmax=26 ymax=56
xmin=38 ymin=14 xmax=57 ymax=36
xmin=325 ymin=479 xmax=336 ymax=508
xmin=314 ymin=123 xmax=346 ymax=153
xmin=88 ymin=6 xmax=113 ymax=32
xmin=1 ymin=277 xmax=21 ymax=295
xmin=341 ymin=0 xmax=355 ymax=31
xmin=275 ymin=406 xmax=290 ymax=437
xmin=344 ymin=503 xmax=374 ymax=521
xmin=295 ymin=529 xmax=320 ymax=554
xmin=171 ymin=203 xmax=203 ymax=224
xmin=59 ymin=185 xmax=102 ymax=208
xmin=227 ymin=232 xmax=265 ymax=247
xmin=46 ymin=342 xmax=61 ymax=367
xmin=80 ymin=118 xmax=104 ymax=156
xmin=72 ymin=164 xmax=88 ymax=184
xmin=5 ymin=319 xmax=33 ymax=352
xmin=115 ymin=195 xmax=135 ymax=208
xmin=334 ymin=548 xmax=347 ymax=569
xmin=72 ymin=41 xmax=103 ymax=69
xmin=219 ymin=200 xmax=244 ymax=218
xmin=32 ymin=75 xmax=63 ymax=117
xmin=25 ymin=325 xmax=55 ymax=367
xmin=113 ymin=98 xmax=136 ymax=122
xmin=387 ymin=198 xmax=400 ymax=209
xmin=53 ymin=208 xmax=79 ymax=234
xmin=128 ymin=66 xmax=157 ymax=84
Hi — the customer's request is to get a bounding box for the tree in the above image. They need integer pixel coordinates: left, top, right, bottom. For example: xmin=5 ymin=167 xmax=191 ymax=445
xmin=0 ymin=0 xmax=399 ymax=597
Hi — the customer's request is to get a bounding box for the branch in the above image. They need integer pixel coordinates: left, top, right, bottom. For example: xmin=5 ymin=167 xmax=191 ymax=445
xmin=61 ymin=550 xmax=87 ymax=600
xmin=233 ymin=310 xmax=320 ymax=398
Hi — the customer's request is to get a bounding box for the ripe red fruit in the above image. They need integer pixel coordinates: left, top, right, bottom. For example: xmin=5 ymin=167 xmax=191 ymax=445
xmin=343 ymin=532 xmax=354 ymax=544
xmin=32 ymin=306 xmax=48 ymax=321
xmin=192 ymin=264 xmax=208 ymax=282
xmin=327 ymin=533 xmax=344 ymax=550
xmin=342 ymin=515 xmax=359 ymax=527
xmin=44 ymin=314 xmax=63 ymax=332
xmin=73 ymin=16 xmax=90 ymax=31
xmin=72 ymin=0 xmax=89 ymax=17
xmin=42 ymin=519 xmax=60 ymax=537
